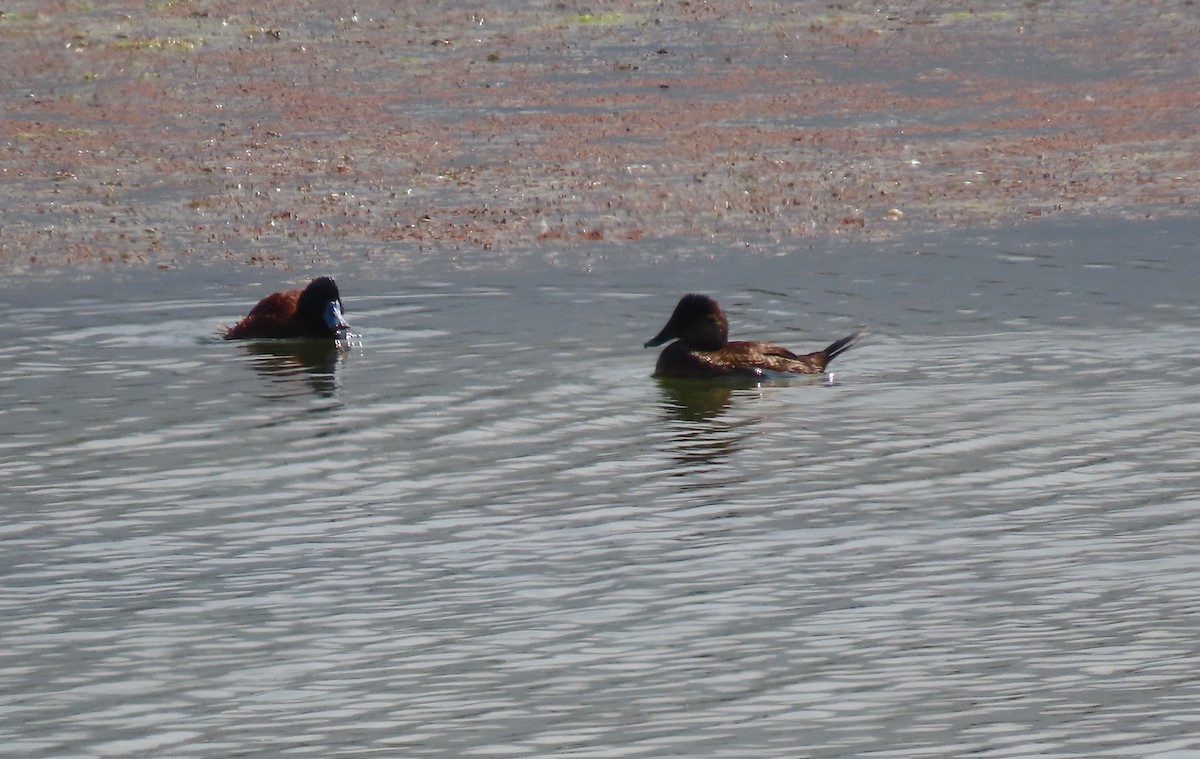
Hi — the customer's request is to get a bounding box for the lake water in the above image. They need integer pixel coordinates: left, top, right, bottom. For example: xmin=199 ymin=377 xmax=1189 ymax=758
xmin=3 ymin=219 xmax=1200 ymax=757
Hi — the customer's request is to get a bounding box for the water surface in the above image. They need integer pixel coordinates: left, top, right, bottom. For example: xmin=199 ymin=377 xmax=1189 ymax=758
xmin=3 ymin=220 xmax=1200 ymax=757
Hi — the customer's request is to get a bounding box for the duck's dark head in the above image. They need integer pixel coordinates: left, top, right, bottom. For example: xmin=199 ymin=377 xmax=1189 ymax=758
xmin=643 ymin=293 xmax=729 ymax=351
xmin=297 ymin=276 xmax=350 ymax=337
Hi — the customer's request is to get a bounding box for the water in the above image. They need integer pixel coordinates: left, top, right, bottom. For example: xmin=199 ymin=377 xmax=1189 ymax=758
xmin=3 ymin=219 xmax=1200 ymax=757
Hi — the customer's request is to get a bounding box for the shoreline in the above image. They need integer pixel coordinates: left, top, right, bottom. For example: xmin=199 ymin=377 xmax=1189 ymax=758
xmin=2 ymin=2 xmax=1198 ymax=272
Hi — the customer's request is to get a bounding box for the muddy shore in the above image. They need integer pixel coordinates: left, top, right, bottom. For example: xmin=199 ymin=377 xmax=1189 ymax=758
xmin=2 ymin=1 xmax=1198 ymax=272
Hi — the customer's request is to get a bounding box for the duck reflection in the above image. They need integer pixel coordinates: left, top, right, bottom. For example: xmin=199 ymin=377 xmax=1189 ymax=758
xmin=654 ymin=377 xmax=740 ymax=422
xmin=652 ymin=377 xmax=763 ymax=470
xmin=241 ymin=340 xmax=347 ymax=397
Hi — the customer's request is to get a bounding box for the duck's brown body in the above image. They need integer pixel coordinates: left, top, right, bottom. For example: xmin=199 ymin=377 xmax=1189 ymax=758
xmin=645 ymin=294 xmax=865 ymax=380
xmin=224 ymin=276 xmax=349 ymax=340
xmin=651 ymin=337 xmax=856 ymax=379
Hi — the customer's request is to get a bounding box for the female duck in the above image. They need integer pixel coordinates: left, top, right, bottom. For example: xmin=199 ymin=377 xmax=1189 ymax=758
xmin=224 ymin=276 xmax=350 ymax=340
xmin=644 ymin=293 xmax=865 ymax=379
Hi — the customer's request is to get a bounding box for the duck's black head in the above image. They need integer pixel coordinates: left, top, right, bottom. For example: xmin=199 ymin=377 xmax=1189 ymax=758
xmin=643 ymin=293 xmax=729 ymax=351
xmin=296 ymin=276 xmax=349 ymax=337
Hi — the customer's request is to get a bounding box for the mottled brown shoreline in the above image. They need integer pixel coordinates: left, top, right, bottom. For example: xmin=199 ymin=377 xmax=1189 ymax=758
xmin=2 ymin=1 xmax=1198 ymax=271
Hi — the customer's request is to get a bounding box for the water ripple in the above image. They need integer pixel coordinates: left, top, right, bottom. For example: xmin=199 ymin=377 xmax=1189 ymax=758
xmin=2 ymin=283 xmax=1199 ymax=757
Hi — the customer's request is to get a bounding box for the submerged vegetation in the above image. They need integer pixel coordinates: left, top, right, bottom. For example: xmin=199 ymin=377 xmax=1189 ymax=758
xmin=1 ymin=1 xmax=1198 ymax=270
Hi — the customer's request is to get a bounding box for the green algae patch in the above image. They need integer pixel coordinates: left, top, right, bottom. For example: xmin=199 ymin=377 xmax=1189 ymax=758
xmin=111 ymin=35 xmax=203 ymax=51
xmin=573 ymin=12 xmax=623 ymax=25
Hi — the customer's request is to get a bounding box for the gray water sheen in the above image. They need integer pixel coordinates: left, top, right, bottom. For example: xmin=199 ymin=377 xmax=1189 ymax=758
xmin=2 ymin=221 xmax=1200 ymax=757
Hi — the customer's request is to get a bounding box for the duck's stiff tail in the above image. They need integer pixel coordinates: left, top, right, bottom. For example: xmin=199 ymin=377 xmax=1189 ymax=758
xmin=823 ymin=326 xmax=868 ymax=365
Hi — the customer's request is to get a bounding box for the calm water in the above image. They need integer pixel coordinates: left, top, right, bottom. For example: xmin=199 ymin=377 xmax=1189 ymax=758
xmin=3 ymin=220 xmax=1200 ymax=757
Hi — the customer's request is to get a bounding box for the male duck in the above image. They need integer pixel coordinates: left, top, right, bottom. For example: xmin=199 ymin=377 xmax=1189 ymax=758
xmin=224 ymin=276 xmax=350 ymax=340
xmin=644 ymin=293 xmax=865 ymax=379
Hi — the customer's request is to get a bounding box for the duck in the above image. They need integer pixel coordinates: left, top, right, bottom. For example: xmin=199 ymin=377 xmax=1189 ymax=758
xmin=644 ymin=293 xmax=865 ymax=379
xmin=223 ymin=276 xmax=350 ymax=340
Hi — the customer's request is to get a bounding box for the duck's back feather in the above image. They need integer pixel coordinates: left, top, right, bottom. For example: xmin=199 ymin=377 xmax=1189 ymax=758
xmin=224 ymin=290 xmax=303 ymax=340
xmin=653 ymin=328 xmax=866 ymax=379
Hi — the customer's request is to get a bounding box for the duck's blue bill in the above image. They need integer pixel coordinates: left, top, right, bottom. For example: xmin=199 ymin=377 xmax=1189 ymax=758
xmin=324 ymin=301 xmax=350 ymax=332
